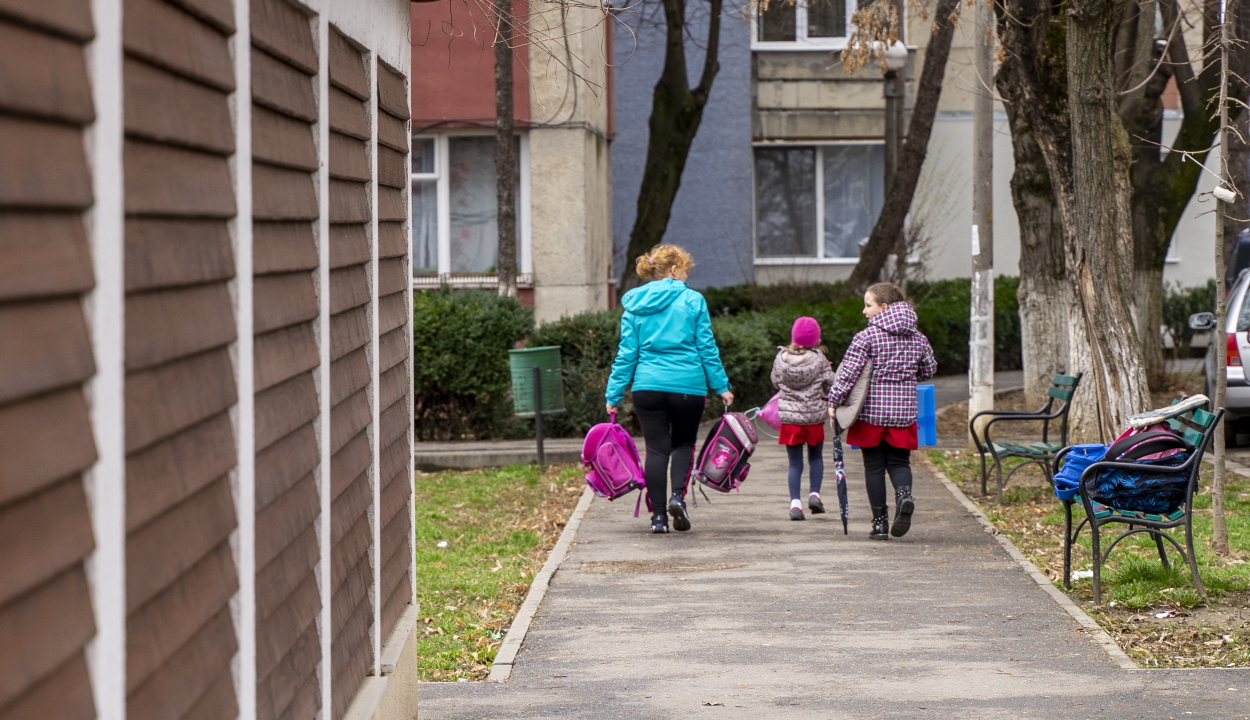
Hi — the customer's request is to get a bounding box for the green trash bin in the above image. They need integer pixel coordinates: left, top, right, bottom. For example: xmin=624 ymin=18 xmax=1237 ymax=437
xmin=509 ymin=346 xmax=566 ymax=417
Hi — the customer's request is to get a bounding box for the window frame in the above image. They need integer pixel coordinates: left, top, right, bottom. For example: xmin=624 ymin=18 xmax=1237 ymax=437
xmin=410 ymin=131 xmax=532 ymax=280
xmin=750 ymin=0 xmax=857 ymax=51
xmin=752 ymin=140 xmax=886 ymax=265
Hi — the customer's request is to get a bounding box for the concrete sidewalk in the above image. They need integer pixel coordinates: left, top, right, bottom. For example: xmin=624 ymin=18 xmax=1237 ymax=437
xmin=418 ymin=440 xmax=1249 ymax=719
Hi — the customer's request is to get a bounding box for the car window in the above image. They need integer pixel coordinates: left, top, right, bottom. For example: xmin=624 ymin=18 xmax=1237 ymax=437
xmin=1238 ymin=280 xmax=1250 ymax=331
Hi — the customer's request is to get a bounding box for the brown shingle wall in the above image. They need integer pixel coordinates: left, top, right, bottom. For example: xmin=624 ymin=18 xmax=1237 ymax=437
xmin=327 ymin=25 xmax=374 ymax=720
xmin=0 ymin=4 xmax=98 ymax=719
xmin=375 ymin=58 xmax=412 ymax=644
xmin=121 ymin=1 xmax=240 ymax=718
xmin=250 ymin=0 xmax=321 ymax=719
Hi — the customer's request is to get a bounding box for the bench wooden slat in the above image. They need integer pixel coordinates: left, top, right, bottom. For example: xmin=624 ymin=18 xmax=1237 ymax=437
xmin=1189 ymin=407 xmax=1216 ymax=428
xmin=1047 ymin=386 xmax=1073 ymax=400
xmin=1165 ymin=418 xmax=1204 ymax=447
xmin=1052 ymin=374 xmax=1078 ymax=386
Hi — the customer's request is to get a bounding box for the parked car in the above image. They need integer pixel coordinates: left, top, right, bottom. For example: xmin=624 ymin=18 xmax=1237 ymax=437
xmin=1191 ymin=268 xmax=1250 ymax=441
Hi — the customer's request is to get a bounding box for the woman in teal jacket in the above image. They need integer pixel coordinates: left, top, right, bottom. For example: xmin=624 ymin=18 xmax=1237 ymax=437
xmin=605 ymin=245 xmax=733 ymax=534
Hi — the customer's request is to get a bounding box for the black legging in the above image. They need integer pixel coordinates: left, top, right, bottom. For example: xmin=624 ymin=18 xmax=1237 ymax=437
xmin=632 ymin=391 xmax=706 ymax=514
xmin=861 ymin=442 xmax=913 ymax=512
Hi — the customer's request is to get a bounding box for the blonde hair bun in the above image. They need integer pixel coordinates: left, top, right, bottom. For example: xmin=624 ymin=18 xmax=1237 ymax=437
xmin=635 ymin=244 xmax=695 ymax=281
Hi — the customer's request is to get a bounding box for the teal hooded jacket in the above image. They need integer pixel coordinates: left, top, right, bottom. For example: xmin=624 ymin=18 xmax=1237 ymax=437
xmin=605 ymin=278 xmax=731 ymax=405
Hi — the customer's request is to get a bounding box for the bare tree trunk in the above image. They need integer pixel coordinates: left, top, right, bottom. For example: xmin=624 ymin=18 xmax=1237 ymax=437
xmin=1212 ymin=0 xmax=1234 ymax=556
xmin=1226 ymin=93 xmax=1250 ymax=262
xmin=494 ymin=0 xmax=519 ymax=298
xmin=1005 ymin=108 xmax=1070 ymax=408
xmin=845 ymin=0 xmax=963 ymax=295
xmin=995 ymin=0 xmax=1075 ymax=409
xmin=618 ymin=0 xmax=722 ymax=295
xmin=1065 ymin=0 xmax=1151 ymax=442
xmin=1133 ymin=264 xmax=1165 ymax=375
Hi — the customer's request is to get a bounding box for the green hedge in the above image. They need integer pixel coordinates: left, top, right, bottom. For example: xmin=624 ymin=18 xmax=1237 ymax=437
xmin=1162 ymin=280 xmax=1216 ymax=358
xmin=413 ymin=278 xmax=1212 ymax=441
xmin=413 ymin=288 xmax=533 ymax=441
xmin=523 ymin=277 xmax=1022 ymax=436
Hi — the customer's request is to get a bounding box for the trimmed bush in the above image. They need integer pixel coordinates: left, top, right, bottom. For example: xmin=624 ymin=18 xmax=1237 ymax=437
xmin=526 ymin=310 xmax=633 ymax=437
xmin=413 ymin=288 xmax=533 ymax=440
xmin=1162 ymin=280 xmax=1216 ymax=359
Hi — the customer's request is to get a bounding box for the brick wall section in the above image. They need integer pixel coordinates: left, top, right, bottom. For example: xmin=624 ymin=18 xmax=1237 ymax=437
xmin=250 ymin=0 xmax=323 ymax=718
xmin=376 ymin=59 xmax=413 ymax=644
xmin=327 ymin=25 xmax=375 ymax=720
xmin=121 ymin=0 xmax=241 ymax=718
xmin=0 ymin=2 xmax=99 ymax=719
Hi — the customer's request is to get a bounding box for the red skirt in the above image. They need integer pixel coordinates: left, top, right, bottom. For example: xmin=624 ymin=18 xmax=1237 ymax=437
xmin=779 ymin=423 xmax=825 ymax=446
xmin=846 ymin=421 xmax=918 ymax=450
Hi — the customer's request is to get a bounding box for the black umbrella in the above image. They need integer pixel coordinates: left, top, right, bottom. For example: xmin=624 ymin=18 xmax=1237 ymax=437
xmin=832 ymin=422 xmax=849 ymax=534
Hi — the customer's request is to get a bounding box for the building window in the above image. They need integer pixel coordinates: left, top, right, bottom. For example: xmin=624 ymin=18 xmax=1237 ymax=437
xmin=410 ymin=133 xmax=530 ymax=279
xmin=753 ymin=143 xmax=884 ymax=263
xmin=754 ymin=0 xmax=855 ymax=48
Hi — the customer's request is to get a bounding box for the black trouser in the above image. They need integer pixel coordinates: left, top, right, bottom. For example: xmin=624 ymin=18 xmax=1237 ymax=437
xmin=632 ymin=391 xmax=706 ymax=515
xmin=861 ymin=442 xmax=912 ymax=513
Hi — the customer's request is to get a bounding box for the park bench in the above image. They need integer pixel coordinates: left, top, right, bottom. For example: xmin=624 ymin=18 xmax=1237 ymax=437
xmin=1056 ymin=399 xmax=1222 ymax=605
xmin=969 ymin=373 xmax=1083 ymax=497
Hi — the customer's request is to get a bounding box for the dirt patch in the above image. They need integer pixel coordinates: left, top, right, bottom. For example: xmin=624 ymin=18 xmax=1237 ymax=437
xmin=1093 ymin=601 xmax=1250 ymax=667
xmin=579 ymin=560 xmax=746 ymax=574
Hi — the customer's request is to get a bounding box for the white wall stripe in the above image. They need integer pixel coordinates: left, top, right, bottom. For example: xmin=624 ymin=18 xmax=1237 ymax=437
xmin=369 ymin=48 xmax=383 ymax=676
xmin=82 ymin=0 xmax=126 ymax=717
xmin=316 ymin=9 xmax=334 ymax=720
xmin=231 ymin=0 xmax=257 ymax=715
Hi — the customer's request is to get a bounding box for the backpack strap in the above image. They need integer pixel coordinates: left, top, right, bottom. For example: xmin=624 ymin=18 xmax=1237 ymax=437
xmin=1106 ymin=430 xmax=1192 ymax=462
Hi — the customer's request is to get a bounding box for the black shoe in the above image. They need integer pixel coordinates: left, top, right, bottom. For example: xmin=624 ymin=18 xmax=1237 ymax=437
xmin=808 ymin=495 xmax=826 ymax=514
xmin=891 ymin=489 xmax=915 ymax=538
xmin=869 ymin=510 xmax=889 ymax=541
xmin=650 ymin=513 xmax=669 ymax=533
xmin=668 ymin=494 xmax=691 ymax=532
xmin=790 ymin=507 xmax=806 ymax=521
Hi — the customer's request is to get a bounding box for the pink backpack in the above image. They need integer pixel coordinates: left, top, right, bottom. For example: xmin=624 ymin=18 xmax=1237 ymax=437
xmin=693 ymin=411 xmax=758 ymax=493
xmin=582 ymin=414 xmax=647 ymax=516
xmin=757 ymin=392 xmax=782 ymax=430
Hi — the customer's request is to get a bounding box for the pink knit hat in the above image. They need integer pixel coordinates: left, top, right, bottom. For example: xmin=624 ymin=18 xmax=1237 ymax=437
xmin=791 ymin=316 xmax=821 ymax=347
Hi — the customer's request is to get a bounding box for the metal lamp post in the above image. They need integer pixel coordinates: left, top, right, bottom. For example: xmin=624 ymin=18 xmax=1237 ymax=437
xmin=882 ymin=41 xmax=908 ymax=187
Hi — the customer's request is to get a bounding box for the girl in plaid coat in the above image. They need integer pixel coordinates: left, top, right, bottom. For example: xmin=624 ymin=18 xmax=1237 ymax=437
xmin=825 ymin=283 xmax=937 ymax=540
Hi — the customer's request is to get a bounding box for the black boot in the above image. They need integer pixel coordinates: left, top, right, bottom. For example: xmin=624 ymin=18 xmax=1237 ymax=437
xmin=870 ymin=508 xmax=889 ymax=540
xmin=668 ymin=493 xmax=691 ymax=532
xmin=891 ymin=488 xmax=915 ymax=537
xmin=650 ymin=513 xmax=669 ymax=534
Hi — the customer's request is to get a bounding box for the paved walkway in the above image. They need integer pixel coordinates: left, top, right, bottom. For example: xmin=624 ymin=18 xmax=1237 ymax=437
xmin=419 ymin=441 xmax=1249 ymax=718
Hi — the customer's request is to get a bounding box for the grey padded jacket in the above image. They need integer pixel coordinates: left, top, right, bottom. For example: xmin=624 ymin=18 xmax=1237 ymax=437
xmin=770 ymin=347 xmax=836 ymax=426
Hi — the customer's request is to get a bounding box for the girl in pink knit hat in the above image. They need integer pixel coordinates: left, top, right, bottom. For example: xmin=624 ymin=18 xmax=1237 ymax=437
xmin=770 ymin=316 xmax=835 ymax=520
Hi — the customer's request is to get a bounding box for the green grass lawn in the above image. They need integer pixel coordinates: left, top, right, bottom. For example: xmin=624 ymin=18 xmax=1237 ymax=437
xmin=929 ymin=450 xmax=1250 ymax=667
xmin=416 ymin=464 xmax=584 ymax=681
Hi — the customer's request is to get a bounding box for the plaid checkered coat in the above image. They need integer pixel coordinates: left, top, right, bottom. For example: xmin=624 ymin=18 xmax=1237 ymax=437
xmin=825 ymin=303 xmax=937 ymax=427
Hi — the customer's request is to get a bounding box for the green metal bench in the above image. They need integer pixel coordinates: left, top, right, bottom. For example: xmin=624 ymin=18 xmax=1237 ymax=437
xmin=969 ymin=373 xmax=1083 ymax=498
xmin=1056 ymin=399 xmax=1222 ymax=605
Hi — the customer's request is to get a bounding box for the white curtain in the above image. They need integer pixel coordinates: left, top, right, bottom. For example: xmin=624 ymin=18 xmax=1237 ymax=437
xmin=823 ymin=144 xmax=883 ymax=258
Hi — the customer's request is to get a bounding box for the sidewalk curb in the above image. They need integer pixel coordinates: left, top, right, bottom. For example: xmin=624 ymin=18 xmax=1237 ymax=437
xmin=919 ymin=453 xmax=1139 ymax=670
xmin=487 ymin=486 xmax=595 ymax=683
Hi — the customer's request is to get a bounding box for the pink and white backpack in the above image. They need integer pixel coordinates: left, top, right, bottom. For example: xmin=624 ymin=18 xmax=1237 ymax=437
xmin=693 ymin=411 xmax=758 ymax=493
xmin=582 ymin=414 xmax=647 ymax=516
